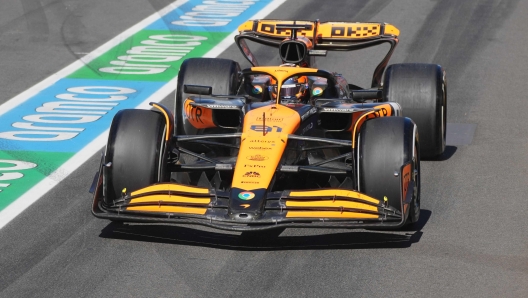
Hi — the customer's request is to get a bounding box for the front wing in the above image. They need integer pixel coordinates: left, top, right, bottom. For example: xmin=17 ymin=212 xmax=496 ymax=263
xmin=91 ymin=167 xmax=413 ymax=232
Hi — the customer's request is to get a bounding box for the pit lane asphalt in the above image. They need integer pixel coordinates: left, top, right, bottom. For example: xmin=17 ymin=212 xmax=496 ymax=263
xmin=1 ymin=0 xmax=527 ymax=297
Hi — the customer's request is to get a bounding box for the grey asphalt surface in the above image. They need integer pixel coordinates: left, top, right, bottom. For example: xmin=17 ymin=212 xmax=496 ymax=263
xmin=1 ymin=0 xmax=527 ymax=297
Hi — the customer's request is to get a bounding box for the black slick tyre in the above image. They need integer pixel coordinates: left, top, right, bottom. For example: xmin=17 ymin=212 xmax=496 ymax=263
xmin=104 ymin=109 xmax=168 ymax=205
xmin=358 ymin=117 xmax=420 ymax=225
xmin=176 ymin=58 xmax=241 ymax=135
xmin=382 ymin=63 xmax=446 ymax=159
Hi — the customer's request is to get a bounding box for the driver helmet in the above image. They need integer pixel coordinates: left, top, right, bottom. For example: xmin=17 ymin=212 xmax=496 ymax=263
xmin=269 ymin=76 xmax=309 ymax=103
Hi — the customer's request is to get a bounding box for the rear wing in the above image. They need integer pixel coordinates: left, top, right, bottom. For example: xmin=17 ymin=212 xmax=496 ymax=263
xmin=235 ymin=20 xmax=400 ymax=87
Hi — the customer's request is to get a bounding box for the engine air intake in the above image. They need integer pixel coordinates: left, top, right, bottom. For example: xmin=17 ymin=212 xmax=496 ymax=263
xmin=279 ymin=41 xmax=307 ymax=64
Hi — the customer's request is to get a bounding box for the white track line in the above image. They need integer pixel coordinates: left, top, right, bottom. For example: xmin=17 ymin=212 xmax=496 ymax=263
xmin=0 ymin=0 xmax=188 ymax=118
xmin=0 ymin=0 xmax=287 ymax=229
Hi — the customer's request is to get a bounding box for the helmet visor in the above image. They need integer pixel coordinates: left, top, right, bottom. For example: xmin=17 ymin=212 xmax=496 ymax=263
xmin=280 ymin=84 xmax=299 ymax=99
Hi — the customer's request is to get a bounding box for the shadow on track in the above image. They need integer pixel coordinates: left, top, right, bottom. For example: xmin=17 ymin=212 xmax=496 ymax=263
xmin=425 ymin=145 xmax=457 ymax=162
xmin=99 ymin=210 xmax=431 ymax=251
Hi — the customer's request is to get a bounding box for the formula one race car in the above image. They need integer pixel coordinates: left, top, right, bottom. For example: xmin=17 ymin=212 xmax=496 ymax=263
xmin=91 ymin=20 xmax=446 ymax=231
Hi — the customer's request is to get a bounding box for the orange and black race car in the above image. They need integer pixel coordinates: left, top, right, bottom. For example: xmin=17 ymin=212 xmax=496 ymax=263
xmin=91 ymin=20 xmax=446 ymax=231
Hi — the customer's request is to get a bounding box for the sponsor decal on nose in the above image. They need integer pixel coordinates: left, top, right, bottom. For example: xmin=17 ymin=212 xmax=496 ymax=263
xmin=238 ymin=191 xmax=256 ymax=200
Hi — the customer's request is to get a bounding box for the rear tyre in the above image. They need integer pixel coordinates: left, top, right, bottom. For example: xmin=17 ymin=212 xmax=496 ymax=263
xmin=176 ymin=58 xmax=241 ymax=135
xmin=358 ymin=117 xmax=420 ymax=225
xmin=382 ymin=63 xmax=446 ymax=159
xmin=104 ymin=109 xmax=168 ymax=205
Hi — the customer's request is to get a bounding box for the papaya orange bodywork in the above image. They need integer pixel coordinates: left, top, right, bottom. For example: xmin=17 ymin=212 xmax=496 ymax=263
xmin=232 ymin=104 xmax=301 ymax=190
xmin=131 ymin=183 xmax=209 ymax=195
xmin=126 ymin=206 xmax=207 ymax=215
xmin=317 ymin=23 xmax=381 ymax=39
xmin=285 ymin=190 xmax=382 ymax=218
xmin=151 ymin=103 xmax=171 ymax=141
xmin=128 ymin=195 xmax=211 ymax=205
xmin=286 ymin=200 xmax=378 ymax=212
xmin=289 ymin=189 xmax=380 ymax=204
xmin=126 ymin=184 xmax=210 ymax=214
xmin=184 ymin=99 xmax=215 ymax=129
xmin=351 ymin=103 xmax=394 ymax=148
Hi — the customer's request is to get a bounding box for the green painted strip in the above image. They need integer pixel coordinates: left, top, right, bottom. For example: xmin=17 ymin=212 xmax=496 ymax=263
xmin=68 ymin=30 xmax=231 ymax=82
xmin=0 ymin=151 xmax=74 ymax=210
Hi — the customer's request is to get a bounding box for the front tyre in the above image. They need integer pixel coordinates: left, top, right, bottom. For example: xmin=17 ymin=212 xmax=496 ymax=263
xmin=358 ymin=117 xmax=420 ymax=225
xmin=104 ymin=109 xmax=169 ymax=205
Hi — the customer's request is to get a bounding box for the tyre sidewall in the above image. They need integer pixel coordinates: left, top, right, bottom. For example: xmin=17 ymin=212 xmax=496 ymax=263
xmin=358 ymin=117 xmax=418 ymax=217
xmin=105 ymin=109 xmax=166 ymax=203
